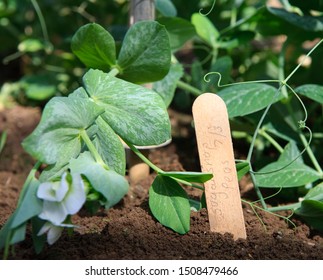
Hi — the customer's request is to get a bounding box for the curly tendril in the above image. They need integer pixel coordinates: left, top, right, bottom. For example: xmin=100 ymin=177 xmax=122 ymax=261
xmin=199 ymin=0 xmax=216 ymax=16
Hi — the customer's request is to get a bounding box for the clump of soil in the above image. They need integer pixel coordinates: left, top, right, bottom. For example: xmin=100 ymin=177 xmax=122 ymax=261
xmin=1 ymin=106 xmax=323 ymax=259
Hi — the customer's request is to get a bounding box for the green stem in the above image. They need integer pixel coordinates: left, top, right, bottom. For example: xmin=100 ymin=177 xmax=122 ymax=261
xmin=31 ymin=0 xmax=49 ymax=43
xmin=108 ymin=67 xmax=120 ymax=77
xmin=278 ymin=42 xmax=289 ymax=98
xmin=247 ymin=84 xmax=284 ymax=162
xmin=299 ymin=133 xmax=323 ymax=175
xmin=267 ymin=202 xmax=301 ymax=212
xmin=124 ymin=139 xmax=205 ymax=190
xmin=258 ymin=129 xmax=284 ymax=153
xmin=177 ymin=80 xmax=203 ymax=97
xmin=80 ymin=130 xmax=108 ymax=169
xmin=284 ymin=39 xmax=323 ymax=84
xmin=286 ymin=103 xmax=322 ymax=175
xmin=249 ymin=170 xmax=267 ymax=209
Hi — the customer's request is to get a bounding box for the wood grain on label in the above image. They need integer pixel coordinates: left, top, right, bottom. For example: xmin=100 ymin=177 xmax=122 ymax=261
xmin=193 ymin=93 xmax=246 ymax=240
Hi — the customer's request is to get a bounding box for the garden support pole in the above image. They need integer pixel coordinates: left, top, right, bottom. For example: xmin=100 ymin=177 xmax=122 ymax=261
xmin=127 ymin=0 xmax=155 ymax=184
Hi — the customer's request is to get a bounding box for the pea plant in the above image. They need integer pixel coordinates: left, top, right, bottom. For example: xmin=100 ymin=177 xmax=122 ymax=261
xmin=0 ymin=20 xmax=212 ymax=257
xmin=187 ymin=0 xmax=323 ymax=230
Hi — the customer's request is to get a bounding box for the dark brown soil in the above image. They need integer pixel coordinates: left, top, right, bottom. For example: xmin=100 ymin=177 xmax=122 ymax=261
xmin=1 ymin=106 xmax=323 ymax=260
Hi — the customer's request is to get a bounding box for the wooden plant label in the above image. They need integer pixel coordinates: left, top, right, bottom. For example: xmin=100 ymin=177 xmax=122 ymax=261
xmin=192 ymin=93 xmax=246 ymax=240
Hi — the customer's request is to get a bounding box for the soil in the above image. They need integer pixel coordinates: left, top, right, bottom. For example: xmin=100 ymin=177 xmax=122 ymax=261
xmin=1 ymin=105 xmax=323 ymax=260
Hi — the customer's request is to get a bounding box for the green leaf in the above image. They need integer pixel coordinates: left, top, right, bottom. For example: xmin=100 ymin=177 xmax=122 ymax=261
xmin=255 ymin=162 xmax=320 ymax=188
xmin=83 ymin=69 xmax=171 ymax=146
xmin=304 ymin=182 xmax=323 ymax=201
xmin=161 ymin=171 xmax=213 ymax=183
xmin=157 ymin=17 xmax=196 ymax=51
xmin=0 ymin=175 xmax=41 ymax=250
xmin=268 ymin=6 xmax=323 ymax=32
xmin=149 ymin=175 xmax=190 ymax=234
xmin=295 ymin=200 xmax=323 ymax=231
xmin=31 ymin=217 xmax=46 ymax=254
xmin=0 ymin=130 xmax=7 ymax=154
xmin=70 ymin=152 xmax=128 ymax=208
xmin=191 ymin=13 xmax=219 ymax=47
xmin=155 ymin=0 xmax=177 ymax=17
xmin=117 ymin=21 xmax=171 ymax=83
xmin=20 ymin=74 xmax=57 ymax=100
xmin=153 ymin=63 xmax=184 ymax=107
xmin=296 ymin=84 xmax=323 ymax=104
xmin=255 ymin=142 xmax=320 ymax=188
xmin=296 ymin=200 xmax=323 ymax=217
xmin=18 ymin=39 xmax=46 ymax=53
xmin=11 ymin=177 xmax=42 ymax=228
xmin=71 ymin=23 xmax=116 ymax=70
xmin=217 ymin=83 xmax=281 ymax=118
xmin=22 ymin=90 xmax=104 ymax=165
xmin=236 ymin=162 xmax=250 ymax=180
xmin=278 ymin=141 xmax=303 ymax=164
xmin=93 ymin=116 xmax=126 ymax=175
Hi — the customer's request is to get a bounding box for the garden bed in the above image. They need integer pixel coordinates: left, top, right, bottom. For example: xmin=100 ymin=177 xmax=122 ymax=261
xmin=1 ymin=105 xmax=323 ymax=260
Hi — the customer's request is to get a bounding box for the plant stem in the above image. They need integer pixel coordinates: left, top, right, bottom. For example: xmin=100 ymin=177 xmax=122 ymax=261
xmin=299 ymin=133 xmax=323 ymax=175
xmin=80 ymin=130 xmax=108 ymax=169
xmin=108 ymin=67 xmax=120 ymax=77
xmin=286 ymin=103 xmax=323 ymax=175
xmin=249 ymin=171 xmax=267 ymax=209
xmin=31 ymin=0 xmax=49 ymax=43
xmin=284 ymin=38 xmax=323 ymax=84
xmin=247 ymin=84 xmax=284 ymax=162
xmin=267 ymin=202 xmax=301 ymax=212
xmin=124 ymin=139 xmax=205 ymax=190
xmin=258 ymin=129 xmax=284 ymax=153
xmin=177 ymin=80 xmax=202 ymax=97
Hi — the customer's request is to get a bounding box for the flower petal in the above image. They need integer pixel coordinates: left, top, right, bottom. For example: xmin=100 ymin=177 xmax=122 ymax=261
xmin=37 ymin=182 xmax=59 ymax=201
xmin=47 ymin=225 xmax=64 ymax=245
xmin=63 ymin=173 xmax=86 ymax=215
xmin=54 ymin=172 xmax=69 ymax=202
xmin=39 ymin=200 xmax=68 ymax=225
xmin=37 ymin=222 xmax=52 ymax=236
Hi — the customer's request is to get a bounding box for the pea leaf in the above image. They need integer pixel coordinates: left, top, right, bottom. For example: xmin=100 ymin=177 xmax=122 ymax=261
xmin=0 ymin=176 xmax=41 ymax=250
xmin=71 ymin=23 xmax=116 ymax=71
xmin=296 ymin=84 xmax=323 ymax=104
xmin=93 ymin=116 xmax=126 ymax=175
xmin=20 ymin=74 xmax=57 ymax=100
xmin=11 ymin=177 xmax=42 ymax=228
xmin=160 ymin=171 xmax=213 ymax=183
xmin=236 ymin=162 xmax=250 ymax=180
xmin=191 ymin=13 xmax=219 ymax=47
xmin=83 ymin=69 xmax=171 ymax=146
xmin=268 ymin=6 xmax=323 ymax=32
xmin=255 ymin=142 xmax=321 ymax=188
xmin=295 ymin=200 xmax=323 ymax=231
xmin=117 ymin=21 xmax=171 ymax=83
xmin=157 ymin=17 xmax=196 ymax=51
xmin=217 ymin=83 xmax=281 ymax=118
xmin=153 ymin=63 xmax=184 ymax=107
xmin=304 ymin=182 xmax=323 ymax=201
xmin=70 ymin=152 xmax=128 ymax=209
xmin=149 ymin=175 xmax=190 ymax=234
xmin=22 ymin=90 xmax=104 ymax=165
xmin=155 ymin=0 xmax=177 ymax=17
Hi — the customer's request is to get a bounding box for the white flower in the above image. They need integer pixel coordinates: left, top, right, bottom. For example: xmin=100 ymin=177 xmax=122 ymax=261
xmin=37 ymin=222 xmax=75 ymax=245
xmin=37 ymin=222 xmax=64 ymax=245
xmin=37 ymin=172 xmax=86 ymax=243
